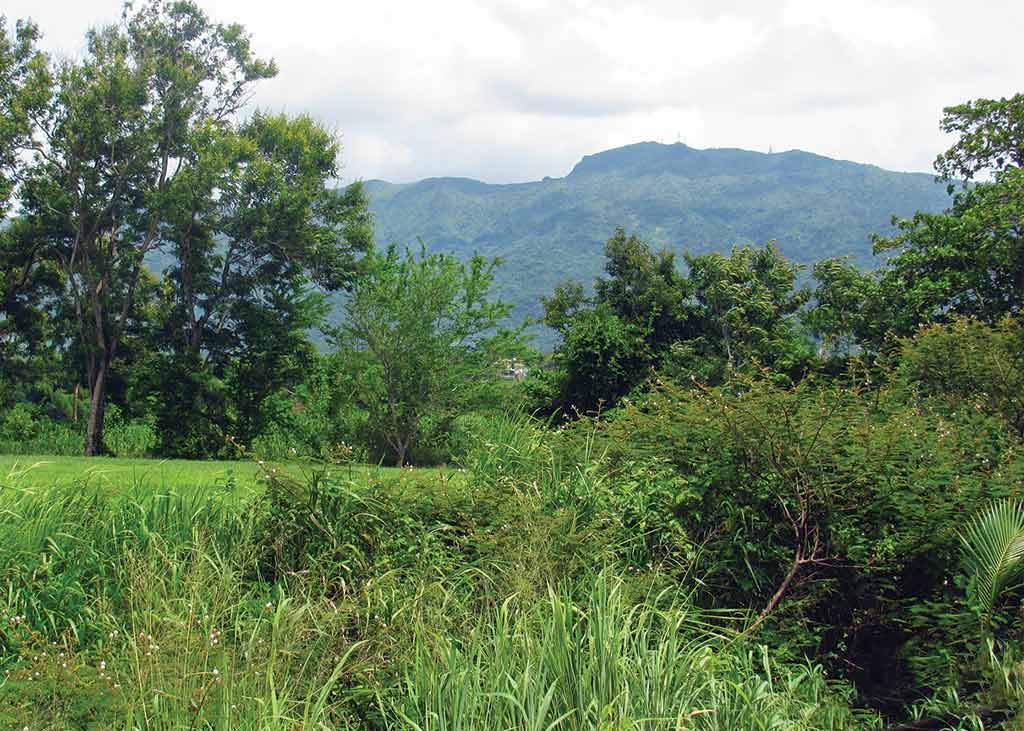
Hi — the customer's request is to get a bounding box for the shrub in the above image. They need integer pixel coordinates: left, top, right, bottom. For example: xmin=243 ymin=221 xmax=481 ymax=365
xmin=0 ymin=400 xmax=83 ymax=455
xmin=0 ymin=402 xmax=37 ymax=443
xmin=249 ymin=471 xmax=476 ymax=590
xmin=102 ymin=403 xmax=157 ymax=458
xmin=557 ymin=371 xmax=1024 ymax=709
xmin=896 ymin=316 xmax=1024 ymax=437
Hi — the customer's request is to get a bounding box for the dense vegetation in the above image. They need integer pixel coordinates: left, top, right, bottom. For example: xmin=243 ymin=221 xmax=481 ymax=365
xmin=363 ymin=142 xmax=951 ymax=328
xmin=2 ymin=1 xmax=1024 ymax=728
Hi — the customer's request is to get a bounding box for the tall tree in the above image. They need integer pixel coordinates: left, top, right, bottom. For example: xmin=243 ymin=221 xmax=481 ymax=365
xmin=0 ymin=17 xmax=58 ymax=391
xmin=0 ymin=15 xmax=48 ymax=215
xmin=802 ymin=257 xmax=888 ymax=356
xmin=593 ymin=227 xmax=694 ymax=349
xmin=536 ymin=233 xmax=812 ymax=417
xmin=934 ymin=93 xmax=1024 ymax=183
xmin=874 ymin=94 xmax=1024 ymax=331
xmin=18 ymin=1 xmax=276 ymax=454
xmin=538 ymin=229 xmax=693 ymax=415
xmin=0 ymin=219 xmax=63 ymax=392
xmin=16 ymin=1 xmax=368 ymax=456
xmin=148 ymin=112 xmax=371 ymax=453
xmin=160 ymin=113 xmax=371 ymax=361
xmin=685 ymin=243 xmax=810 ymax=372
xmin=549 ymin=304 xmax=651 ymax=416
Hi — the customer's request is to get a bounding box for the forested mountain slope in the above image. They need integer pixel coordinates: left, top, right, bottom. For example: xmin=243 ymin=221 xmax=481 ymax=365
xmin=363 ymin=142 xmax=951 ymax=322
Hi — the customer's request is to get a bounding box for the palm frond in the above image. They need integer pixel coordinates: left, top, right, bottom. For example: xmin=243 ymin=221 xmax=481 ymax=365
xmin=960 ymin=499 xmax=1024 ymax=616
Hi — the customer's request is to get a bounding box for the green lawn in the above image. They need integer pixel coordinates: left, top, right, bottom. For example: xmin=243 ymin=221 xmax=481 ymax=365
xmin=0 ymin=454 xmax=448 ymax=492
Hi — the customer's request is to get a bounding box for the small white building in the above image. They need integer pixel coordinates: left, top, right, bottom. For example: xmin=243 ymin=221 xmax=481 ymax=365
xmin=498 ymin=358 xmax=528 ymax=381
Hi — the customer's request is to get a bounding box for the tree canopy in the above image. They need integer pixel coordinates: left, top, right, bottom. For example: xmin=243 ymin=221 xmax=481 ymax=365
xmin=6 ymin=1 xmax=370 ymax=455
xmin=340 ymin=245 xmax=513 ymax=465
xmin=536 ymin=233 xmax=813 ymax=416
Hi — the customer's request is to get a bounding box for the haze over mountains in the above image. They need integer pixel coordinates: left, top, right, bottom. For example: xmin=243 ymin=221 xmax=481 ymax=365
xmin=362 ymin=141 xmax=952 ymax=325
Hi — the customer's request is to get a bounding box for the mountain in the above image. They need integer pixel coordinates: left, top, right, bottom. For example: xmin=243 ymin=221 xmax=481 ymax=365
xmin=361 ymin=141 xmax=952 ymax=328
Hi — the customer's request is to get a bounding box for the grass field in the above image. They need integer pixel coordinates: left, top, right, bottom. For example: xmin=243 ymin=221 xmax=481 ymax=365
xmin=0 ymin=453 xmax=448 ymax=492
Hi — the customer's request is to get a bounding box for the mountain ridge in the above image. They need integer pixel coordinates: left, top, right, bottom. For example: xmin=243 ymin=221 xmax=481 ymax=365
xmin=356 ymin=141 xmax=951 ymax=329
xmin=364 ymin=141 xmax=934 ymax=187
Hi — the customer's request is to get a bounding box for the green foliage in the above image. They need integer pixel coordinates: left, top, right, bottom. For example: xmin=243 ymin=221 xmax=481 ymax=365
xmin=363 ymin=142 xmax=951 ymax=331
xmin=6 ymin=25 xmax=1024 ymax=730
xmin=916 ymin=495 xmax=1024 ymax=727
xmin=0 ymin=15 xmax=48 ymax=215
xmin=536 ymin=228 xmax=693 ymax=415
xmin=0 ymin=480 xmax=361 ymax=729
xmin=0 ymin=399 xmax=82 ymax=455
xmin=0 ymin=218 xmax=64 ymax=388
xmin=895 ymin=317 xmax=1024 ymax=437
xmin=873 ymin=167 xmax=1024 ymax=329
xmin=134 ymin=351 xmax=232 ymax=458
xmin=246 ymin=354 xmax=370 ymax=463
xmin=158 ymin=110 xmax=371 ymax=389
xmin=536 ymin=235 xmax=814 ymax=416
xmin=796 ymin=93 xmax=1024 ymax=359
xmin=803 ymin=257 xmax=889 ymax=355
xmin=250 ymin=471 xmax=459 ymax=588
xmin=871 ymin=94 xmax=1024 ymax=335
xmin=546 ymin=305 xmax=653 ymax=416
xmin=10 ymin=0 xmax=368 ymax=456
xmin=15 ymin=0 xmax=280 ymax=453
xmin=339 ymin=244 xmax=517 ymax=465
xmin=0 ymin=460 xmax=879 ymax=730
xmin=935 ymin=93 xmax=1024 ymax=182
xmin=592 ymin=228 xmax=694 ymax=350
xmin=684 ymin=242 xmax=812 ymax=377
xmin=557 ymin=362 xmax=1024 ymax=707
xmin=4 ymin=360 xmax=1021 ymax=726
xmin=397 ymin=575 xmax=871 ymax=731
xmin=101 ymin=403 xmax=157 ymax=458
xmin=0 ymin=402 xmax=35 ymax=443
xmin=961 ymin=500 xmax=1024 ymax=619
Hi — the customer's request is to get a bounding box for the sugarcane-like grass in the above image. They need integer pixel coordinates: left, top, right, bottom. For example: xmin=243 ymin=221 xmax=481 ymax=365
xmin=0 ymin=456 xmax=874 ymax=729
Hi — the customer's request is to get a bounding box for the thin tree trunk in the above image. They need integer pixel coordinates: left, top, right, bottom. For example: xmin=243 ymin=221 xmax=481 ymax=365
xmin=746 ymin=547 xmax=803 ymax=634
xmin=84 ymin=358 xmax=108 ymax=456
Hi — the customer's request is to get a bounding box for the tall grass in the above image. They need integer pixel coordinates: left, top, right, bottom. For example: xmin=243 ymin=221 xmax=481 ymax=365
xmin=0 ymin=442 xmax=878 ymax=729
xmin=0 ymin=479 xmax=360 ymax=728
xmin=395 ymin=574 xmax=872 ymax=731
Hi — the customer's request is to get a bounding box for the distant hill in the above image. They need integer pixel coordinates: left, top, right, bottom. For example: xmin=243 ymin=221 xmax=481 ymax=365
xmin=360 ymin=141 xmax=952 ymax=328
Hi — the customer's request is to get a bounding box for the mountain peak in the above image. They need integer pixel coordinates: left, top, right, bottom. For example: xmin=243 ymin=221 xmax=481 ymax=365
xmin=567 ymin=141 xmax=838 ymax=178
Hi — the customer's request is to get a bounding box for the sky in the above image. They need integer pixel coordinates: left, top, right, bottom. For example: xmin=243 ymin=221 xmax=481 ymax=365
xmin=6 ymin=0 xmax=1023 ymax=184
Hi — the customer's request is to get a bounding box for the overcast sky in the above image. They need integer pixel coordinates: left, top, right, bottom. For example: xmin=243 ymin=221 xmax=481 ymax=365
xmin=6 ymin=0 xmax=1023 ymax=184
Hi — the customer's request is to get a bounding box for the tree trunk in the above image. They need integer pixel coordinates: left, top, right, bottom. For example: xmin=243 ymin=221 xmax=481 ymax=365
xmin=84 ymin=358 xmax=108 ymax=456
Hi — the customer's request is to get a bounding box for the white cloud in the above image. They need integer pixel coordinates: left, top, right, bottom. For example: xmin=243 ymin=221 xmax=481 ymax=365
xmin=7 ymin=0 xmax=1023 ymax=182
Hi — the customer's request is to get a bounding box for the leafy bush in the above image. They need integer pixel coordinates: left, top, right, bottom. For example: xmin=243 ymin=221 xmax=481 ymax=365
xmin=248 ymin=360 xmax=372 ymax=463
xmin=102 ymin=403 xmax=157 ymax=457
xmin=135 ymin=353 xmax=233 ymax=458
xmin=0 ymin=402 xmax=36 ymax=443
xmin=0 ymin=400 xmax=82 ymax=455
xmin=247 ymin=466 xmax=558 ymax=592
xmin=556 ymin=370 xmax=1024 ymax=710
xmin=896 ymin=316 xmax=1024 ymax=437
